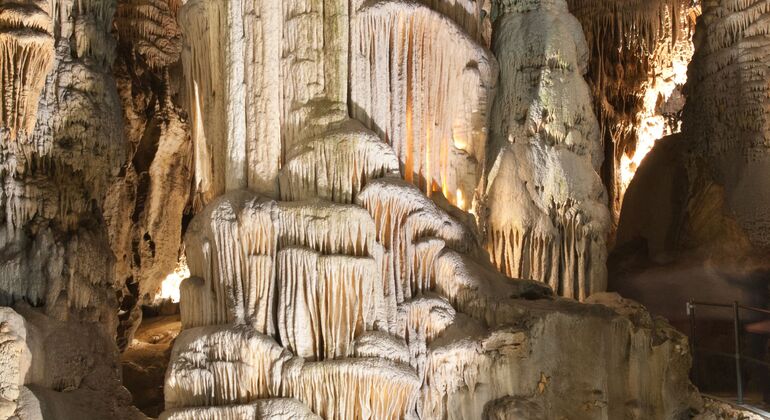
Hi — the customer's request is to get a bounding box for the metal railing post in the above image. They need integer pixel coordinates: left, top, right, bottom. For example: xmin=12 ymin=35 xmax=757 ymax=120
xmin=687 ymin=300 xmax=698 ymax=387
xmin=733 ymin=301 xmax=743 ymax=405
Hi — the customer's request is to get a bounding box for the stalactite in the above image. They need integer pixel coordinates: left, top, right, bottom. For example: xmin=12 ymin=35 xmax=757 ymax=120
xmin=282 ymin=358 xmax=421 ymax=420
xmin=416 ymin=0 xmax=492 ymax=46
xmin=182 ymin=192 xmax=279 ymax=330
xmin=351 ymin=1 xmax=497 ymax=208
xmin=354 ymin=331 xmax=411 ymax=365
xmin=278 ymin=119 xmax=399 ymax=204
xmin=357 ymin=178 xmax=474 ymax=308
xmin=164 ymin=325 xmax=292 ymax=409
xmin=0 ymin=0 xmax=54 ymax=139
xmin=114 ymin=0 xmax=182 ymax=69
xmin=276 ymin=248 xmax=377 ymax=360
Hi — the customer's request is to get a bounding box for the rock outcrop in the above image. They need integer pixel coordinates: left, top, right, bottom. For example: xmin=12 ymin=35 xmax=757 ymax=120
xmin=481 ymin=0 xmax=610 ymax=300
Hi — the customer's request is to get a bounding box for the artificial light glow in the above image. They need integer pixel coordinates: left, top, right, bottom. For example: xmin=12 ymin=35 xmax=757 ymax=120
xmin=620 ymin=39 xmax=693 ymax=196
xmin=456 ymin=188 xmax=466 ymax=211
xmin=452 ymin=134 xmax=468 ymax=151
xmin=156 ymin=257 xmax=190 ymax=303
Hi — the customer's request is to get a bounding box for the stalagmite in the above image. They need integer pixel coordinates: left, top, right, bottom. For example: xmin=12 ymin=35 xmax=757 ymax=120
xmin=482 ymin=0 xmax=610 ymax=300
xmin=0 ymin=308 xmax=32 ymax=418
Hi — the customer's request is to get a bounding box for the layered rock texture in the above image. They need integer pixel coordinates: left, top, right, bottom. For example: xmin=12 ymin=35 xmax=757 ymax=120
xmin=158 ymin=0 xmax=698 ymax=418
xmin=616 ymin=0 xmax=770 ymax=276
xmin=0 ymin=0 xmax=744 ymax=417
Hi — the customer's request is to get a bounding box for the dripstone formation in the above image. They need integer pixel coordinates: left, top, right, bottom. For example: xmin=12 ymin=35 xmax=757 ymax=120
xmin=0 ymin=0 xmax=753 ymax=418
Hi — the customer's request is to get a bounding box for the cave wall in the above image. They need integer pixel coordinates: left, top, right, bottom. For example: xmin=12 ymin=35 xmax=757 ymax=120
xmin=612 ymin=0 xmax=770 ymax=350
xmin=567 ymin=0 xmax=699 ymax=230
xmin=0 ymin=0 xmax=147 ymax=417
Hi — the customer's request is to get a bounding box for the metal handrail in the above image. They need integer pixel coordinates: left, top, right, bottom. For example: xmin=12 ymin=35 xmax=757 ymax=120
xmin=686 ymin=300 xmax=770 ymax=406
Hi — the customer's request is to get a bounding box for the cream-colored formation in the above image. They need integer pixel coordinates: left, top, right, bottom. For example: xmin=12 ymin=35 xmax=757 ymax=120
xmin=164 ymin=1 xmax=698 ymax=418
xmin=0 ymin=0 xmax=54 ymax=139
xmin=350 ymin=2 xmax=497 ymax=209
xmin=482 ymin=0 xmax=610 ymax=300
xmin=0 ymin=0 xmax=735 ymax=417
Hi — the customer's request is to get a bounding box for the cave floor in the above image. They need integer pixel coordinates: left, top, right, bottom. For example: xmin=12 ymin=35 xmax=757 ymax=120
xmin=121 ymin=314 xmax=181 ymax=418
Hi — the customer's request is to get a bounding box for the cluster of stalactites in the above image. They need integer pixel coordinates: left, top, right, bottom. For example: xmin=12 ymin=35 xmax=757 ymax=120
xmin=0 ymin=0 xmax=54 ymax=140
xmin=684 ymin=0 xmax=770 ymax=155
xmin=350 ymin=1 xmax=498 ymax=212
xmin=114 ymin=0 xmax=183 ymax=69
xmin=567 ymin=0 xmax=694 ymax=55
xmin=181 ymin=194 xmax=383 ymax=353
xmin=165 ymin=325 xmax=421 ymax=419
xmin=172 ymin=177 xmax=556 ymax=418
xmin=278 ymin=119 xmax=400 ymax=204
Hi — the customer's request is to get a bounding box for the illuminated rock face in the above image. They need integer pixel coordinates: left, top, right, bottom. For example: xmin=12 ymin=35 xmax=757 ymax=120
xmin=618 ymin=0 xmax=770 ymax=261
xmin=0 ymin=0 xmax=54 ymax=139
xmin=567 ymin=0 xmax=699 ymax=224
xmin=164 ymin=0 xmax=696 ymax=418
xmin=482 ymin=0 xmax=610 ymax=300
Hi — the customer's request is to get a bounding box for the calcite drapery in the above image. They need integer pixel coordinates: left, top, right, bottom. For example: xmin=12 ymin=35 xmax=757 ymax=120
xmin=482 ymin=0 xmax=610 ymax=300
xmin=0 ymin=0 xmax=54 ymax=139
xmin=351 ymin=1 xmax=497 ymax=210
xmin=164 ymin=0 xmax=697 ymax=418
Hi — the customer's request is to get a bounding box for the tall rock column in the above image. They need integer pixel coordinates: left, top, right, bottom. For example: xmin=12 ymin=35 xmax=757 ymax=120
xmin=482 ymin=0 xmax=610 ymax=300
xmin=682 ymin=0 xmax=770 ymax=252
xmin=0 ymin=0 xmax=143 ymax=417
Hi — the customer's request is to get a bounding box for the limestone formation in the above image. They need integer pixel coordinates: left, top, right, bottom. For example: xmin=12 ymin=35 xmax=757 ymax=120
xmin=482 ymin=0 xmax=610 ymax=300
xmin=0 ymin=0 xmax=54 ymax=139
xmin=350 ymin=2 xmax=497 ymax=209
xmin=152 ymin=0 xmax=703 ymax=418
xmin=0 ymin=0 xmax=736 ymax=418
